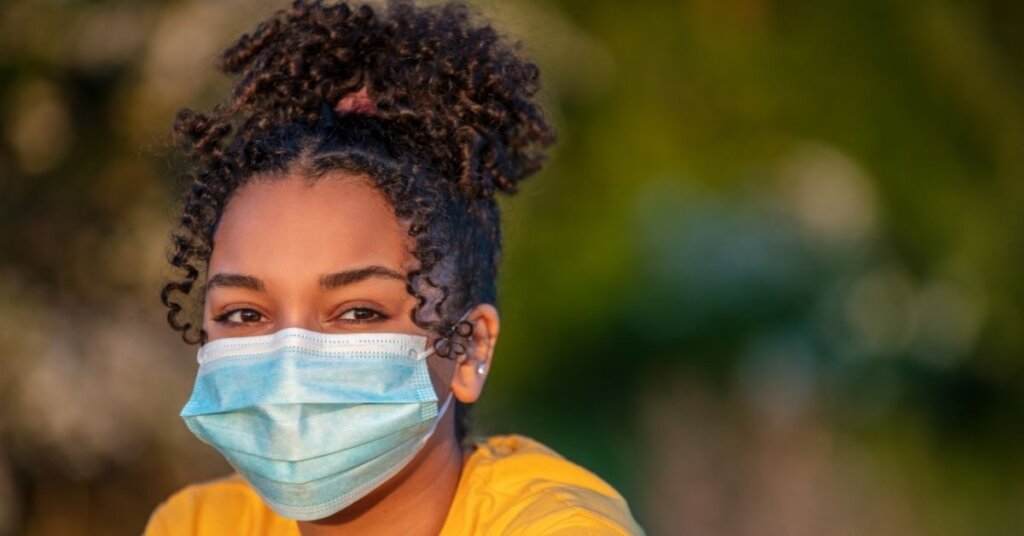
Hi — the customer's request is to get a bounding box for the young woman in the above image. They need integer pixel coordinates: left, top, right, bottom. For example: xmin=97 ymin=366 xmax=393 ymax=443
xmin=144 ymin=1 xmax=643 ymax=534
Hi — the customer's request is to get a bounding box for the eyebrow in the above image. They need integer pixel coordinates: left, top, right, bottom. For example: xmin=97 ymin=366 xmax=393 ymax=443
xmin=319 ymin=266 xmax=405 ymax=290
xmin=206 ymin=273 xmax=265 ymax=292
xmin=204 ymin=265 xmax=406 ymax=294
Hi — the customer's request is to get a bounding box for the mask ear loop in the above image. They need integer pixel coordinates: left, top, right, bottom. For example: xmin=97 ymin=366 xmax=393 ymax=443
xmin=413 ymin=390 xmax=456 ymax=451
xmin=414 ymin=310 xmax=474 ymax=429
xmin=419 ymin=308 xmax=475 ymax=361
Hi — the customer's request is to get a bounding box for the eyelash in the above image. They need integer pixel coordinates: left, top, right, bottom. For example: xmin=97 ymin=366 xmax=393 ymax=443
xmin=336 ymin=306 xmax=389 ymax=324
xmin=212 ymin=306 xmax=389 ymax=326
xmin=213 ymin=308 xmax=265 ymax=326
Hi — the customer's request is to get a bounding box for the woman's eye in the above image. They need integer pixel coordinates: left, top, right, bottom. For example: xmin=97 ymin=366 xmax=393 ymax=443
xmin=217 ymin=308 xmax=264 ymax=325
xmin=338 ymin=307 xmax=384 ymax=322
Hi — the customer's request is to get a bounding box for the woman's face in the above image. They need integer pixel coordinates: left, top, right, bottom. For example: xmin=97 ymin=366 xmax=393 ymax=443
xmin=201 ymin=171 xmax=483 ymax=400
xmin=204 ymin=172 xmax=422 ymax=340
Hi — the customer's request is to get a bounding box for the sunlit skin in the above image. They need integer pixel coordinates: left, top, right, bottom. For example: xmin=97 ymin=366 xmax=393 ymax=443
xmin=202 ymin=171 xmax=500 ymax=536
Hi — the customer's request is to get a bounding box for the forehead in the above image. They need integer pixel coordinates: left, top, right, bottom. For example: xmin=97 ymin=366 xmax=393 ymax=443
xmin=209 ymin=173 xmax=413 ymax=276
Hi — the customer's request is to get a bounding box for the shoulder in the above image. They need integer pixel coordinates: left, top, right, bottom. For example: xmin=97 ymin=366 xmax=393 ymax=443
xmin=143 ymin=474 xmax=297 ymax=536
xmin=444 ymin=434 xmax=645 ymax=535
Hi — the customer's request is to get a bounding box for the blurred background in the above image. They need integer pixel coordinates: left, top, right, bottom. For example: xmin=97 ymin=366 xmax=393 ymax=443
xmin=1 ymin=0 xmax=1023 ymax=534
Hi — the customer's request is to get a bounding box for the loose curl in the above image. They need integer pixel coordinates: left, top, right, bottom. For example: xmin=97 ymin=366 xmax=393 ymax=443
xmin=159 ymin=0 xmax=555 ymax=442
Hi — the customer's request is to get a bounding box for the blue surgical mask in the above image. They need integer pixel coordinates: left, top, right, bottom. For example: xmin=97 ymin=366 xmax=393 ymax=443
xmin=179 ymin=324 xmax=459 ymax=521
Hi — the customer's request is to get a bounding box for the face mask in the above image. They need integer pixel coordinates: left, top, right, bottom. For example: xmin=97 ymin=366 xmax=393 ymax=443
xmin=179 ymin=316 xmax=468 ymax=521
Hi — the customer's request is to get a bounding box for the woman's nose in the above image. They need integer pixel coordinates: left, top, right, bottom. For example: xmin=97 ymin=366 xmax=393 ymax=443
xmin=275 ymin=306 xmax=324 ymax=332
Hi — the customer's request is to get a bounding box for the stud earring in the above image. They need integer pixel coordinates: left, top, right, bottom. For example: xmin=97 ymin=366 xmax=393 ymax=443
xmin=476 ymin=363 xmax=487 ymax=375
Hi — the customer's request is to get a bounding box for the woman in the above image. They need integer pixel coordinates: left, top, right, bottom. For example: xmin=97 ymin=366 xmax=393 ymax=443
xmin=145 ymin=1 xmax=643 ymax=534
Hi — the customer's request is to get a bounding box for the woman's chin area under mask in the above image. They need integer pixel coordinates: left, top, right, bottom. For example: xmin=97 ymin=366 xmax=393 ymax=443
xmin=298 ymin=407 xmax=466 ymax=535
xmin=199 ymin=173 xmax=495 ymax=534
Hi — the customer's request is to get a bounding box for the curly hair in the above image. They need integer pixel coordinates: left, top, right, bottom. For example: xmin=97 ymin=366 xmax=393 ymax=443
xmin=159 ymin=0 xmax=555 ymax=442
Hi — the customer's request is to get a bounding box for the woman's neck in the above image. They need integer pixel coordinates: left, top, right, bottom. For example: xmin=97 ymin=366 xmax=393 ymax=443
xmin=297 ymin=411 xmax=465 ymax=536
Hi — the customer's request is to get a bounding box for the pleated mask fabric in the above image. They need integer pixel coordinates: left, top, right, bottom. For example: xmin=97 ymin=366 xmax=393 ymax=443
xmin=180 ymin=327 xmax=451 ymax=521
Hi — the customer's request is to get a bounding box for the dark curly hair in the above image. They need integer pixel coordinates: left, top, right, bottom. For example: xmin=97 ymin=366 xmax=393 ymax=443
xmin=159 ymin=0 xmax=555 ymax=442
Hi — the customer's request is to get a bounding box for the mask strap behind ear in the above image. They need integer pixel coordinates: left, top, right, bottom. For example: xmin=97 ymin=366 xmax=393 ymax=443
xmin=415 ymin=307 xmax=475 ymax=361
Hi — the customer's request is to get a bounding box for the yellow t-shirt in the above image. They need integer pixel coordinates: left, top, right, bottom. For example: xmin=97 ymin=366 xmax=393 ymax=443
xmin=143 ymin=434 xmax=644 ymax=535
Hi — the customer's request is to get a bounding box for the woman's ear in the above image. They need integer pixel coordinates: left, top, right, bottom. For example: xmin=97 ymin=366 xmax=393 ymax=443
xmin=450 ymin=303 xmax=500 ymax=404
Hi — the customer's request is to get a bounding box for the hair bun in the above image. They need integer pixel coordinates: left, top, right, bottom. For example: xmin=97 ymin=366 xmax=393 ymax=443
xmin=214 ymin=0 xmax=556 ymax=201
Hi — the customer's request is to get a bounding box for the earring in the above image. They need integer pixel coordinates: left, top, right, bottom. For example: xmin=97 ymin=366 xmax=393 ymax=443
xmin=476 ymin=362 xmax=487 ymax=375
